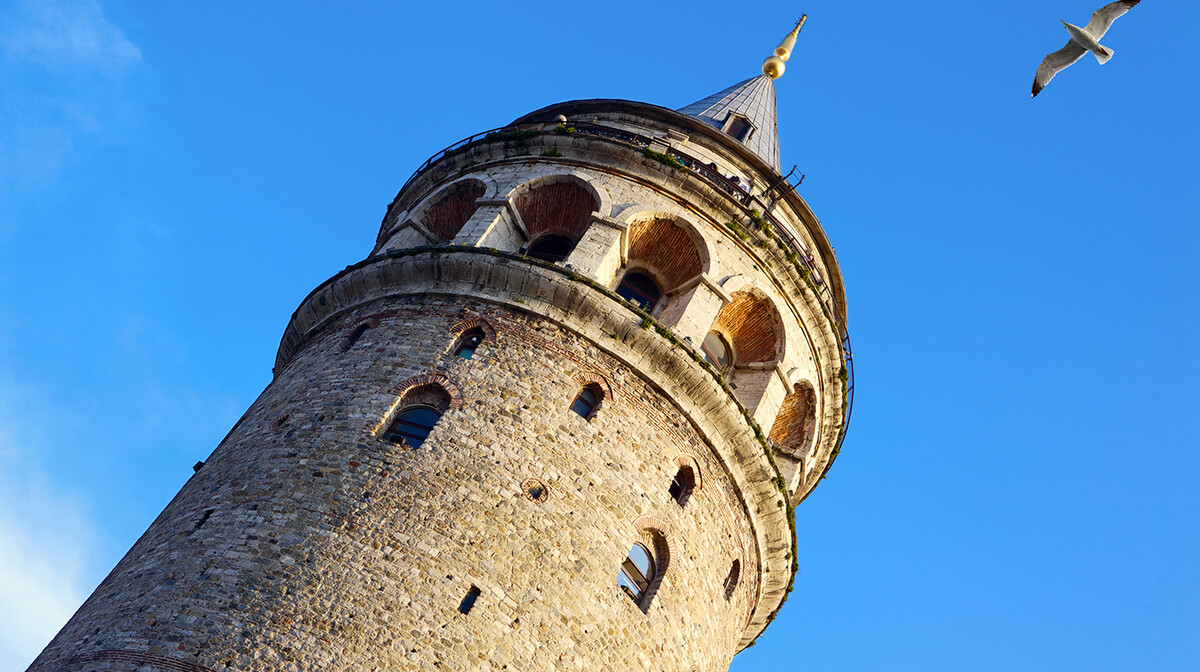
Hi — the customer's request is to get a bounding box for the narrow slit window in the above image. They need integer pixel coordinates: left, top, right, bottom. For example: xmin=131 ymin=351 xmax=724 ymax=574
xmin=190 ymin=508 xmax=215 ymax=534
xmin=453 ymin=328 xmax=485 ymax=359
xmin=667 ymin=466 xmax=695 ymax=508
xmin=723 ymin=559 xmax=741 ymax=601
xmin=343 ymin=323 xmax=371 ymax=352
xmin=570 ymin=385 xmax=601 ymax=420
xmin=459 ymin=585 xmax=481 ymax=615
xmin=382 ymin=406 xmax=442 ymax=448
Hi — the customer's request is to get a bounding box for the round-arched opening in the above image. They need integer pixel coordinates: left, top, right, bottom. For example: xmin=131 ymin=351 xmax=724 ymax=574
xmin=709 ymin=290 xmax=783 ymax=366
xmin=453 ymin=327 xmax=485 ymax=359
xmin=420 ymin=180 xmax=485 ymax=243
xmin=624 ymin=216 xmax=706 ymax=289
xmin=514 ymin=179 xmax=598 ymax=239
xmin=701 ymin=331 xmax=732 ymax=369
xmin=525 ymin=235 xmax=575 ymax=263
xmin=617 ymin=543 xmax=655 ymax=601
xmin=616 ymin=271 xmax=663 ymax=311
xmin=668 ymin=465 xmax=695 ymax=508
xmin=382 ymin=405 xmax=442 ymax=448
xmin=570 ymin=383 xmax=602 ymax=420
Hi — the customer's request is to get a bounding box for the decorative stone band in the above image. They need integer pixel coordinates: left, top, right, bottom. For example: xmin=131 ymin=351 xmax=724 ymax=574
xmin=274 ymin=248 xmax=800 ymax=649
xmin=36 ymin=650 xmax=218 ymax=672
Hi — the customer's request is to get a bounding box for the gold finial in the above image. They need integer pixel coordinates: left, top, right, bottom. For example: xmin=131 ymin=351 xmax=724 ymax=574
xmin=763 ymin=14 xmax=807 ymax=80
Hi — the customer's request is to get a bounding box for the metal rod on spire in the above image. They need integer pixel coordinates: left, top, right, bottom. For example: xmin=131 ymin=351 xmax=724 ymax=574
xmin=763 ymin=14 xmax=807 ymax=80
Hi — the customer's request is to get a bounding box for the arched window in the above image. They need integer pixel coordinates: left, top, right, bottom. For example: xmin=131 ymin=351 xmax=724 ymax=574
xmin=620 ymin=217 xmax=706 ymax=318
xmin=723 ymin=559 xmax=741 ymax=601
xmin=419 ymin=180 xmax=485 ymax=243
xmin=570 ymin=384 xmax=602 ymax=420
xmin=701 ymin=331 xmax=731 ymax=369
xmin=617 ymin=543 xmax=655 ymax=602
xmin=667 ymin=466 xmax=695 ymax=508
xmin=616 ymin=527 xmax=670 ymax=612
xmin=453 ymin=328 xmax=485 ymax=359
xmin=524 ymin=234 xmax=575 ymax=262
xmin=513 ymin=179 xmax=598 ymax=259
xmin=616 ymin=271 xmax=663 ymax=311
xmin=382 ymin=406 xmax=442 ymax=448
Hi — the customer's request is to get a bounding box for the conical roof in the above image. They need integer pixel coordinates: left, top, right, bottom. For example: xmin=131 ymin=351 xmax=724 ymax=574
xmin=677 ymin=74 xmax=780 ymax=172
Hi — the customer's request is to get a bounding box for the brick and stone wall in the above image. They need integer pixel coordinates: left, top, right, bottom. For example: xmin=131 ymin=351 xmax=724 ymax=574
xmin=28 ymin=295 xmax=764 ymax=672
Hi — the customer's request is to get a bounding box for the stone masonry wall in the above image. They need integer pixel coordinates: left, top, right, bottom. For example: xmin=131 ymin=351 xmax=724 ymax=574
xmin=28 ymin=295 xmax=760 ymax=672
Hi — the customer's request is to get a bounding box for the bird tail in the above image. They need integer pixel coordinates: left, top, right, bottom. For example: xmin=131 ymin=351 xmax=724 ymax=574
xmin=1094 ymin=45 xmax=1114 ymax=64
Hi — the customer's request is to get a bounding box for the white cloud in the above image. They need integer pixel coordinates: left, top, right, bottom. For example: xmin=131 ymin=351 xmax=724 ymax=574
xmin=1 ymin=0 xmax=140 ymax=76
xmin=0 ymin=0 xmax=141 ymax=203
xmin=0 ymin=385 xmax=94 ymax=672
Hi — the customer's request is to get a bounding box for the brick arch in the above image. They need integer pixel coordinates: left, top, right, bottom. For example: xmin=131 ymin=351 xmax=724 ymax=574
xmin=449 ymin=316 xmax=498 ymax=341
xmin=512 ymin=175 xmax=601 ymax=242
xmin=388 ymin=373 xmax=464 ymax=410
xmin=370 ymin=373 xmax=464 ymax=438
xmin=624 ymin=215 xmax=707 ymax=290
xmin=710 ymin=290 xmax=784 ymax=365
xmin=570 ymin=370 xmax=613 ymax=401
xmin=417 ymin=178 xmax=486 ymax=242
xmin=768 ymin=380 xmax=818 ymax=459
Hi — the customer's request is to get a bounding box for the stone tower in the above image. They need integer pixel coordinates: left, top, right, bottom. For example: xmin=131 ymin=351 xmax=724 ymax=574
xmin=28 ymin=18 xmax=852 ymax=672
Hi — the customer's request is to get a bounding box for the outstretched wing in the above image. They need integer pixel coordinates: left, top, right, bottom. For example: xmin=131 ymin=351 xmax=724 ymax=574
xmin=1086 ymin=0 xmax=1140 ymax=39
xmin=1033 ymin=40 xmax=1088 ymax=97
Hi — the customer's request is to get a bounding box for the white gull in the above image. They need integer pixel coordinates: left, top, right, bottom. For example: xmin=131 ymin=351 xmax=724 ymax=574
xmin=1032 ymin=0 xmax=1141 ymax=98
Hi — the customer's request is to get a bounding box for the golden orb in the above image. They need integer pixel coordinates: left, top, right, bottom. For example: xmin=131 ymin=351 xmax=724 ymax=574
xmin=762 ymin=55 xmax=785 ymax=79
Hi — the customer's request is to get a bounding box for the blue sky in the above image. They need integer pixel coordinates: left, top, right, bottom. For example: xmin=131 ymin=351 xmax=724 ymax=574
xmin=0 ymin=1 xmax=1196 ymax=670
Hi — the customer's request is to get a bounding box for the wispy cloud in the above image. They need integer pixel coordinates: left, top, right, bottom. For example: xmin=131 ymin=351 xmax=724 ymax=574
xmin=1 ymin=0 xmax=140 ymax=76
xmin=0 ymin=0 xmax=141 ymax=205
xmin=0 ymin=383 xmax=94 ymax=672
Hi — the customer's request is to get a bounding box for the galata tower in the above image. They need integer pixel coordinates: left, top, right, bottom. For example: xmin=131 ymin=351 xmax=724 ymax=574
xmin=28 ymin=16 xmax=852 ymax=672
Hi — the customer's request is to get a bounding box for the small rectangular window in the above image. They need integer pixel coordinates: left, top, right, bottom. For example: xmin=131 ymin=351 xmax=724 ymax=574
xmin=459 ymin=585 xmax=481 ymax=615
xmin=725 ymin=115 xmax=752 ymax=142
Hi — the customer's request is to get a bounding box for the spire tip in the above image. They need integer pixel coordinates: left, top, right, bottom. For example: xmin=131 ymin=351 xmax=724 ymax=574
xmin=763 ymin=14 xmax=806 ymax=79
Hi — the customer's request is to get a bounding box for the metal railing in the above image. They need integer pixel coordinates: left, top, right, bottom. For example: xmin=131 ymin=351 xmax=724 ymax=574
xmin=398 ymin=125 xmax=525 ymax=194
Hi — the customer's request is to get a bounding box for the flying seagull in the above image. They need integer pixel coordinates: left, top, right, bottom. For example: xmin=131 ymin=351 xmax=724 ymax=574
xmin=1032 ymin=0 xmax=1141 ymax=98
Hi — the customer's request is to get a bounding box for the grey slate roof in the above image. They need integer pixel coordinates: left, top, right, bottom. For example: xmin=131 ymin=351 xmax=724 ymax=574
xmin=677 ymin=74 xmax=780 ymax=172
